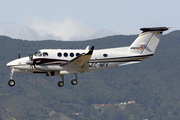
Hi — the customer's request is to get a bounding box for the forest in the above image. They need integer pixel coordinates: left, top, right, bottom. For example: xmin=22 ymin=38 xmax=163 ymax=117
xmin=0 ymin=30 xmax=180 ymax=120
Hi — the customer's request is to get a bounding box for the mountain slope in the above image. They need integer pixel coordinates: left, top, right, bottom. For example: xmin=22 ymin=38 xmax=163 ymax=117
xmin=0 ymin=30 xmax=180 ymax=120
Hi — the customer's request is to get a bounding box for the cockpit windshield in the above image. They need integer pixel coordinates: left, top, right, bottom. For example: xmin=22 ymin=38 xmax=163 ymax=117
xmin=34 ymin=51 xmax=42 ymax=57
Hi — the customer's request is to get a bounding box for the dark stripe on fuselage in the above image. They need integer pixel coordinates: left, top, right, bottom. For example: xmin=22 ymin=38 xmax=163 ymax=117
xmin=89 ymin=54 xmax=153 ymax=63
xmin=33 ymin=58 xmax=68 ymax=65
xmin=89 ymin=59 xmax=141 ymax=63
xmin=33 ymin=54 xmax=152 ymax=65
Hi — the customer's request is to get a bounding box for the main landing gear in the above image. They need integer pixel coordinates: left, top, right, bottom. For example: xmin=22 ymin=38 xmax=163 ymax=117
xmin=57 ymin=73 xmax=78 ymax=87
xmin=8 ymin=69 xmax=15 ymax=87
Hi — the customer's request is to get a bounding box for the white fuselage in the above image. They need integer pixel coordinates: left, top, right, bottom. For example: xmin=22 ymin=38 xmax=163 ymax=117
xmin=7 ymin=47 xmax=144 ymax=75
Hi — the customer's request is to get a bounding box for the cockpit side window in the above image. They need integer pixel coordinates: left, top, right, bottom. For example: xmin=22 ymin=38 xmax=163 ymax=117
xmin=43 ymin=52 xmax=48 ymax=57
xmin=34 ymin=51 xmax=42 ymax=57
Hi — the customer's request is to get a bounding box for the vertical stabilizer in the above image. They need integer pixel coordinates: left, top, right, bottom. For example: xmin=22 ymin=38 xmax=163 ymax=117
xmin=128 ymin=27 xmax=169 ymax=55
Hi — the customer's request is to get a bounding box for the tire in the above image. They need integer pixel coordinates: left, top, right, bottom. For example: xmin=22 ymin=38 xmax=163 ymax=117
xmin=71 ymin=79 xmax=77 ymax=85
xmin=58 ymin=81 xmax=64 ymax=87
xmin=8 ymin=79 xmax=15 ymax=87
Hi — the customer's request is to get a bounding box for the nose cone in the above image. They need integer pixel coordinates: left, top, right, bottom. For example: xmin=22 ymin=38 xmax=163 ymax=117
xmin=7 ymin=57 xmax=30 ymax=68
xmin=7 ymin=58 xmax=20 ymax=68
xmin=7 ymin=61 xmax=15 ymax=67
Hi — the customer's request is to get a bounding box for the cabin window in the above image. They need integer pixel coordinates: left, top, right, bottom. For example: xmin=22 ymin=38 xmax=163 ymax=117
xmin=103 ymin=54 xmax=108 ymax=57
xmin=43 ymin=52 xmax=48 ymax=57
xmin=76 ymin=53 xmax=80 ymax=57
xmin=64 ymin=52 xmax=68 ymax=57
xmin=70 ymin=53 xmax=74 ymax=57
xmin=57 ymin=52 xmax=62 ymax=57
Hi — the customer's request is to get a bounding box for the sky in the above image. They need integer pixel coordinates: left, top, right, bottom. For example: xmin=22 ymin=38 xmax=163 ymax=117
xmin=0 ymin=0 xmax=179 ymax=41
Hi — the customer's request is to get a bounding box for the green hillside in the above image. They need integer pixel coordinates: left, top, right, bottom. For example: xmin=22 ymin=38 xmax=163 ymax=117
xmin=0 ymin=30 xmax=180 ymax=120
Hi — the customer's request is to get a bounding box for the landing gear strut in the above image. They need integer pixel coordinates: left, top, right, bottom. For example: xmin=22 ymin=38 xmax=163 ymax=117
xmin=8 ymin=69 xmax=15 ymax=87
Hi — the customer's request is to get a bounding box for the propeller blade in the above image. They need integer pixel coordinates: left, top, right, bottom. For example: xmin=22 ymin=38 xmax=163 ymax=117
xmin=31 ymin=53 xmax=33 ymax=61
xmin=29 ymin=52 xmax=31 ymax=61
xmin=18 ymin=52 xmax=20 ymax=59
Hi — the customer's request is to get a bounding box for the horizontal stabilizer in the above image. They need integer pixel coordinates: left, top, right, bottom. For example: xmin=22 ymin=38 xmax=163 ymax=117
xmin=140 ymin=27 xmax=169 ymax=32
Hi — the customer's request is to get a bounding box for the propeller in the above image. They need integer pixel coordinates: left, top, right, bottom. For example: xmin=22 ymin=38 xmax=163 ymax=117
xmin=29 ymin=52 xmax=33 ymax=61
xmin=28 ymin=52 xmax=36 ymax=69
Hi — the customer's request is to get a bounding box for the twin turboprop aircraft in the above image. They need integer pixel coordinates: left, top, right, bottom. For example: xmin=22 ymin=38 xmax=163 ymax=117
xmin=6 ymin=27 xmax=169 ymax=87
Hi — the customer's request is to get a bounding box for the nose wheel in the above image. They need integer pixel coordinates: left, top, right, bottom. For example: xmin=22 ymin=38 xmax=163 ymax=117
xmin=8 ymin=79 xmax=15 ymax=87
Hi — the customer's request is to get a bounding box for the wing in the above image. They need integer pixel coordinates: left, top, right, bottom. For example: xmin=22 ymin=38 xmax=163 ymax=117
xmin=60 ymin=46 xmax=94 ymax=71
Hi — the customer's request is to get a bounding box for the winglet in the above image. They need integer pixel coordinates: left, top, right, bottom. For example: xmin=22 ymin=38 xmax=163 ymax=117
xmin=86 ymin=46 xmax=94 ymax=55
xmin=85 ymin=46 xmax=90 ymax=50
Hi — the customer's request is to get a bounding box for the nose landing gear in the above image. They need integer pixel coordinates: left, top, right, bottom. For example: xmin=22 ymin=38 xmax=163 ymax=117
xmin=8 ymin=69 xmax=15 ymax=87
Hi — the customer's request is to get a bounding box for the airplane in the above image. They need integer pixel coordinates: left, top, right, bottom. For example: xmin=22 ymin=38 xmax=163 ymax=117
xmin=6 ymin=27 xmax=169 ymax=87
